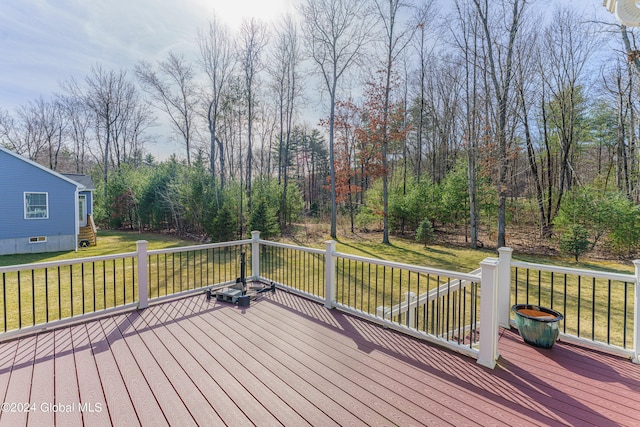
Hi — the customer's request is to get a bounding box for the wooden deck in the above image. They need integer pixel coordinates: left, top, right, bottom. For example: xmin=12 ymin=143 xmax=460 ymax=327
xmin=0 ymin=291 xmax=638 ymax=426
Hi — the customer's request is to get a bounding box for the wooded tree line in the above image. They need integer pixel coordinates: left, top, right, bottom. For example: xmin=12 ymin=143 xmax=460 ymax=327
xmin=1 ymin=0 xmax=640 ymax=256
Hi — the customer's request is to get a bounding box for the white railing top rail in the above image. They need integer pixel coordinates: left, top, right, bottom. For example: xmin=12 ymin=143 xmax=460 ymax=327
xmin=258 ymin=239 xmax=326 ymax=255
xmin=511 ymin=260 xmax=635 ymax=283
xmin=0 ymin=251 xmax=138 ymax=274
xmin=335 ymin=251 xmax=481 ymax=283
xmin=0 ymin=239 xmax=255 ymax=274
xmin=147 ymin=239 xmax=252 ymax=256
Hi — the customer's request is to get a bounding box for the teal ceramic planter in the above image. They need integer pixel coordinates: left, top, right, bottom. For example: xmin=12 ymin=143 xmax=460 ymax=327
xmin=512 ymin=304 xmax=563 ymax=348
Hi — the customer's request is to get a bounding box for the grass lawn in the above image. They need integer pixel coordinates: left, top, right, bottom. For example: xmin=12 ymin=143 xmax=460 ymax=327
xmin=281 ymin=231 xmax=635 ymax=275
xmin=0 ymin=230 xmax=200 ymax=267
xmin=0 ymin=229 xmax=634 ymax=275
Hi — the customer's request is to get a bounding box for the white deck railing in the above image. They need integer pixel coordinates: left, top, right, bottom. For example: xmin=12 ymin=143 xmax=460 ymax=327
xmin=0 ymin=232 xmax=638 ymax=367
xmin=497 ymin=248 xmax=640 ymax=363
xmin=256 ymin=236 xmax=497 ymax=368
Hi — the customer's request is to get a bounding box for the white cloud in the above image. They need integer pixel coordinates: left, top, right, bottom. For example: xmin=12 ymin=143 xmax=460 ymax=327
xmin=212 ymin=0 xmax=295 ymax=27
xmin=0 ymin=0 xmax=297 ymax=109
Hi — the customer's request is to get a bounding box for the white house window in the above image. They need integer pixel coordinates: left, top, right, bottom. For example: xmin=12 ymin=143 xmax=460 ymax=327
xmin=24 ymin=192 xmax=49 ymax=219
xmin=29 ymin=236 xmax=47 ymax=243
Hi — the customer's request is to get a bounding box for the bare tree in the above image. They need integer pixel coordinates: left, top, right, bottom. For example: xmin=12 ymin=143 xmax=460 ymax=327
xmin=472 ymin=0 xmax=529 ymax=248
xmin=198 ymin=13 xmax=235 ymax=187
xmin=412 ymin=3 xmax=436 ymax=184
xmin=298 ymin=0 xmax=373 ymax=238
xmin=254 ymin=102 xmax=278 ymax=178
xmin=513 ymin=24 xmax=550 ymax=237
xmin=238 ymin=17 xmax=269 ymax=207
xmin=66 ymin=65 xmax=148 ymax=197
xmin=1 ymin=98 xmax=66 ymax=167
xmin=610 ymin=25 xmax=640 ymax=199
xmin=269 ymin=14 xmax=303 ymax=229
xmin=372 ymin=0 xmax=416 ymax=244
xmin=31 ymin=97 xmax=67 ymax=171
xmin=0 ymin=104 xmax=46 ymax=160
xmin=58 ymin=94 xmax=92 ymax=173
xmin=136 ymin=52 xmax=198 ymax=166
xmin=117 ymin=97 xmax=155 ymax=165
xmin=541 ymin=8 xmax=596 ymax=218
xmin=452 ymin=0 xmax=481 ymax=247
xmin=0 ymin=108 xmax=9 ymax=144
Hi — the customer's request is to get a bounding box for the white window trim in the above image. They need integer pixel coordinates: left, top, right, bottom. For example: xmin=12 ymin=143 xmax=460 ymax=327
xmin=24 ymin=192 xmax=49 ymax=220
xmin=28 ymin=236 xmax=47 ymax=244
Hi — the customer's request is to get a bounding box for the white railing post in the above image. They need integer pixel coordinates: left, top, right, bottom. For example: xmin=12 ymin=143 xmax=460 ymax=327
xmin=498 ymin=247 xmax=513 ymax=329
xmin=251 ymin=231 xmax=260 ymax=280
xmin=325 ymin=240 xmax=337 ymax=309
xmin=633 ymin=260 xmax=640 ymax=364
xmin=137 ymin=240 xmax=148 ymax=309
xmin=406 ymin=292 xmax=417 ymax=328
xmin=477 ymin=257 xmax=499 ymax=369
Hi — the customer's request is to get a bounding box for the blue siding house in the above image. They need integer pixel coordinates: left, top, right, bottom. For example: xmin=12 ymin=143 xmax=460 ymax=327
xmin=0 ymin=146 xmax=96 ymax=255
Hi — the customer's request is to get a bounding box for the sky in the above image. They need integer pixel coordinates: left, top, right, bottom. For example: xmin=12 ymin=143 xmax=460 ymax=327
xmin=0 ymin=0 xmax=620 ymax=159
xmin=0 ymin=0 xmax=295 ymax=108
xmin=0 ymin=0 xmax=297 ymax=159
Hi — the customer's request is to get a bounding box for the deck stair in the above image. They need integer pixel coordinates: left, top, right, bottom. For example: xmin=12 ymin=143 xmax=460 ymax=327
xmin=78 ymin=214 xmax=97 ymax=247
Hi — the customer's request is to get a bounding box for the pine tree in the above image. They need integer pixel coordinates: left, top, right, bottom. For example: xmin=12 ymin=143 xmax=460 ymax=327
xmin=559 ymin=224 xmax=590 ymax=261
xmin=210 ymin=203 xmax=237 ymax=243
xmin=248 ymin=198 xmax=279 ymax=239
xmin=415 ymin=219 xmax=434 ymax=248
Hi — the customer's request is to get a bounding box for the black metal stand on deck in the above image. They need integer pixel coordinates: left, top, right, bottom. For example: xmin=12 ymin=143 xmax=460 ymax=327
xmin=206 ymin=252 xmax=275 ymax=306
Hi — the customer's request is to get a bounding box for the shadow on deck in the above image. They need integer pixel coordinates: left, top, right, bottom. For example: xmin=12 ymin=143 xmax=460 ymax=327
xmin=0 ymin=291 xmax=638 ymax=426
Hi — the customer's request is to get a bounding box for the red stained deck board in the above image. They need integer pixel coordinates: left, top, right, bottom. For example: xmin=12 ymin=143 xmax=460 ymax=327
xmin=126 ymin=310 xmax=224 ymax=426
xmin=139 ymin=306 xmax=255 ymax=427
xmin=186 ymin=310 xmax=339 ymax=427
xmin=184 ymin=313 xmax=313 ymax=426
xmin=205 ymin=302 xmax=388 ymax=425
xmin=26 ymin=333 xmax=55 ymax=427
xmin=70 ymin=324 xmax=111 ymax=427
xmin=500 ymin=330 xmax=640 ymax=401
xmin=496 ymin=329 xmax=640 ymax=426
xmin=260 ymin=292 xmax=640 ymax=427
xmin=0 ymin=340 xmax=19 ymax=410
xmin=0 ymin=335 xmax=36 ymax=426
xmin=189 ymin=305 xmax=360 ymax=425
xmin=218 ymin=301 xmax=456 ymax=426
xmin=0 ymin=340 xmax=18 ymax=371
xmin=268 ymin=297 xmax=557 ymax=426
xmin=210 ymin=302 xmax=420 ymax=426
xmin=253 ymin=299 xmax=537 ymax=427
xmin=114 ymin=313 xmax=197 ymax=427
xmin=53 ymin=328 xmax=83 ymax=427
xmin=85 ymin=319 xmax=140 ymax=426
xmin=0 ymin=290 xmax=639 ymax=426
xmin=99 ymin=316 xmax=168 ymax=426
xmin=153 ymin=309 xmax=283 ymax=427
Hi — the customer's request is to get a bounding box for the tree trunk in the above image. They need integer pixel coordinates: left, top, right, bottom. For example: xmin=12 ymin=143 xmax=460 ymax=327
xmin=519 ymin=86 xmax=548 ymax=237
xmin=330 ymin=85 xmax=337 ymax=239
xmin=473 ymin=0 xmax=525 ymax=248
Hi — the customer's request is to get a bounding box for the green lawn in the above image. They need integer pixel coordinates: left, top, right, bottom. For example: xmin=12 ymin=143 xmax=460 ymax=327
xmin=284 ymin=233 xmax=635 ymax=276
xmin=1 ymin=230 xmax=634 ymax=275
xmin=0 ymin=230 xmax=200 ymax=267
